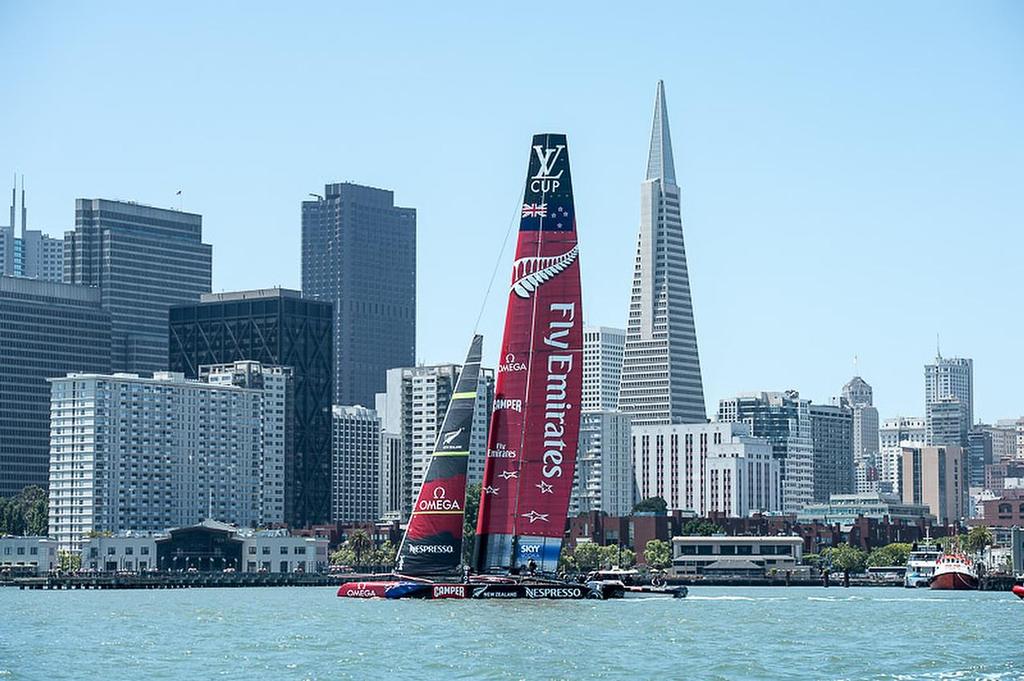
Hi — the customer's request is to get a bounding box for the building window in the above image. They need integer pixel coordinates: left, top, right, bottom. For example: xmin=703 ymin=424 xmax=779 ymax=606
xmin=249 ymin=546 xmax=257 ymax=555
xmin=280 ymin=561 xmax=289 ymax=573
xmin=107 ymin=547 xmax=116 ymax=556
xmin=141 ymin=547 xmax=149 ymax=555
xmin=280 ymin=546 xmax=288 ymax=555
xmin=262 ymin=546 xmax=270 ymax=555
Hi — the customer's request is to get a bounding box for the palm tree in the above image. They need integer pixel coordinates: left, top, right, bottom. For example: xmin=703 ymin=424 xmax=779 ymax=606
xmin=965 ymin=526 xmax=994 ymax=560
xmin=348 ymin=530 xmax=374 ymax=568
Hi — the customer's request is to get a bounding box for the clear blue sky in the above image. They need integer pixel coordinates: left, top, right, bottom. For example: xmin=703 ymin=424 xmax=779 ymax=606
xmin=2 ymin=2 xmax=1021 ymax=422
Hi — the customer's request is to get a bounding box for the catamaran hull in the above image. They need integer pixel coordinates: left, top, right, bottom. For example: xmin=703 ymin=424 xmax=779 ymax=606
xmin=337 ymin=580 xmax=636 ymax=600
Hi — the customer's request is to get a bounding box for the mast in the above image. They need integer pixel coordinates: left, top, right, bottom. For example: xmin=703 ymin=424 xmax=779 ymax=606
xmin=394 ymin=335 xmax=483 ymax=576
xmin=474 ymin=133 xmax=584 ymax=575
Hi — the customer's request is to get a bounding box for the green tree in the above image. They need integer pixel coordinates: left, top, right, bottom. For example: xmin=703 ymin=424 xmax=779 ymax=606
xmin=681 ymin=519 xmax=723 ymax=536
xmin=866 ymin=543 xmax=912 ymax=567
xmin=347 ymin=530 xmax=374 ymax=566
xmin=803 ymin=552 xmax=821 ymax=567
xmin=462 ymin=483 xmax=481 ymax=565
xmin=965 ymin=526 xmax=994 ymax=556
xmin=58 ymin=551 xmax=81 ymax=573
xmin=557 ymin=547 xmax=578 ymax=574
xmin=373 ymin=540 xmax=397 ymax=567
xmin=643 ymin=539 xmax=671 ymax=569
xmin=632 ymin=497 xmax=668 ymax=514
xmin=330 ymin=544 xmax=356 ymax=566
xmin=599 ymin=545 xmax=635 ymax=569
xmin=823 ymin=544 xmax=867 ymax=576
xmin=0 ymin=486 xmax=48 ymax=536
xmin=571 ymin=542 xmax=603 ymax=571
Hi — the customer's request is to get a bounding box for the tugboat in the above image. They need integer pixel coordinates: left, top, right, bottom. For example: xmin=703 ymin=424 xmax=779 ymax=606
xmin=929 ymin=552 xmax=979 ymax=590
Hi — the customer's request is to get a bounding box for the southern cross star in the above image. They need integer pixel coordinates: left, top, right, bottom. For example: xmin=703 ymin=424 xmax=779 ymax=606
xmin=535 ymin=481 xmax=554 ymax=494
xmin=498 ymin=470 xmax=518 ymax=480
xmin=522 ymin=510 xmax=549 ymax=524
xmin=484 ymin=486 xmax=499 ymax=495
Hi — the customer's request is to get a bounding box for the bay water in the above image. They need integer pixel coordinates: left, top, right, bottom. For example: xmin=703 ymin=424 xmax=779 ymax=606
xmin=2 ymin=586 xmax=1022 ymax=680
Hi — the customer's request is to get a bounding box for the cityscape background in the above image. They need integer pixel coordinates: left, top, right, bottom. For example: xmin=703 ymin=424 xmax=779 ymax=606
xmin=2 ymin=2 xmax=1022 ymax=421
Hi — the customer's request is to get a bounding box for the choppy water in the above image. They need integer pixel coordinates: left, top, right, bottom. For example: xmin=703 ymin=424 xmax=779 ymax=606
xmin=1 ymin=586 xmax=1022 ymax=680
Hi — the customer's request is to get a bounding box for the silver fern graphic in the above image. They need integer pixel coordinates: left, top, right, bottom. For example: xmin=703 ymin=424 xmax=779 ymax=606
xmin=510 ymin=245 xmax=578 ymax=299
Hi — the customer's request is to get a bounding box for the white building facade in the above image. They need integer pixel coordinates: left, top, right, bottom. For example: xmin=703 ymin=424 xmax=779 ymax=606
xmin=632 ymin=422 xmax=779 ymax=517
xmin=879 ymin=416 xmax=926 ymax=495
xmin=48 ymin=367 xmax=288 ymax=552
xmin=331 ymin=405 xmax=381 ymax=523
xmin=571 ymin=410 xmax=634 ymax=517
xmin=582 ymin=326 xmax=625 ymax=412
xmin=0 ymin=536 xmax=59 ymax=575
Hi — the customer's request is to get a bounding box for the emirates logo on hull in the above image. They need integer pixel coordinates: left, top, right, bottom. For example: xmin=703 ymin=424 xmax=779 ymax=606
xmin=510 ymin=245 xmax=578 ymax=299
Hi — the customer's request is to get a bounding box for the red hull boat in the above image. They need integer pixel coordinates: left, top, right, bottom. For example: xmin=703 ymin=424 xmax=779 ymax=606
xmin=928 ymin=553 xmax=978 ymax=591
xmin=1012 ymin=584 xmax=1024 ymax=600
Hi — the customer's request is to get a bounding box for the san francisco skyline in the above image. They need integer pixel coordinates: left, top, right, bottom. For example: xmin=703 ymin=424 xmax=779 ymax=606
xmin=1 ymin=2 xmax=1021 ymax=422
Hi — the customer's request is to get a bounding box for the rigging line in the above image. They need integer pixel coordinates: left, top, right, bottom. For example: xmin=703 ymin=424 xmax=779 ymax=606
xmin=472 ymin=186 xmax=524 ymax=335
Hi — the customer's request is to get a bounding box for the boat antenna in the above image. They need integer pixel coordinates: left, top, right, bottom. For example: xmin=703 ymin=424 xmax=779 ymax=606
xmin=472 ymin=187 xmax=523 ymax=334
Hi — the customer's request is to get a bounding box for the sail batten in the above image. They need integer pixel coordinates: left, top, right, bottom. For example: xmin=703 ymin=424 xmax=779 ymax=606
xmin=474 ymin=134 xmax=583 ymax=575
xmin=394 ymin=334 xmax=483 ymax=576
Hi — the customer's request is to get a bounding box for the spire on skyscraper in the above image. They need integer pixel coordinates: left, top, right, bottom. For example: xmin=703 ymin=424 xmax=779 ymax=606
xmin=645 ymin=80 xmax=676 ymax=184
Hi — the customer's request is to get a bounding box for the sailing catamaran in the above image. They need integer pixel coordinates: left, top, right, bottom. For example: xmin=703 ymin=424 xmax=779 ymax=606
xmin=338 ymin=133 xmax=684 ymax=600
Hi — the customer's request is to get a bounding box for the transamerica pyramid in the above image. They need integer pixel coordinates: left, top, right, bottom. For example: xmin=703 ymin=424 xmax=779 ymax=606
xmin=618 ymin=81 xmax=707 ymax=425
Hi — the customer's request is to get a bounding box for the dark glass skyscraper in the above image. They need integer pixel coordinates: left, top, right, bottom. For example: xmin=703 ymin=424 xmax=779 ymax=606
xmin=65 ymin=199 xmax=212 ymax=374
xmin=0 ymin=277 xmax=111 ymax=496
xmin=168 ymin=288 xmax=333 ymax=527
xmin=302 ymin=183 xmax=415 ymax=407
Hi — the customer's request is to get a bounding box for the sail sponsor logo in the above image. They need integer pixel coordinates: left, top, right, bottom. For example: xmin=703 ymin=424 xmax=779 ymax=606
xmin=433 ymin=585 xmax=467 ymax=599
xmin=510 ymin=246 xmax=578 ymax=299
xmin=474 ymin=587 xmax=519 ymax=599
xmin=518 ymin=544 xmax=541 ymax=555
xmin=408 ymin=544 xmax=454 ymax=555
xmin=441 ymin=427 xmax=463 ymax=447
xmin=343 ymin=588 xmax=380 ymax=598
xmin=498 ymin=353 xmax=527 ymax=373
xmin=417 ymin=486 xmax=462 ymax=512
xmin=530 ymin=144 xmax=565 ymax=194
xmin=487 ymin=443 xmax=517 ymax=459
xmin=525 ymin=587 xmax=583 ymax=599
xmin=494 ymin=398 xmax=522 ymax=412
xmin=541 ymin=303 xmax=576 ymax=479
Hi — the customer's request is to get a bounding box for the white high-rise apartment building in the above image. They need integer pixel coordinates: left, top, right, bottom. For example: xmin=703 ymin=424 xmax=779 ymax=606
xmin=619 ymin=81 xmax=706 ymax=426
xmin=571 ymin=410 xmax=634 ymax=517
xmin=331 ymin=405 xmax=381 ymax=523
xmin=375 ymin=363 xmax=494 ymax=519
xmin=879 ymin=416 xmax=926 ymax=494
xmin=203 ymin=362 xmax=290 ymax=527
xmin=632 ymin=422 xmax=779 ymax=517
xmin=48 ymin=365 xmax=288 ymax=552
xmin=925 ymin=353 xmax=973 ymax=446
xmin=582 ymin=326 xmax=625 ymax=412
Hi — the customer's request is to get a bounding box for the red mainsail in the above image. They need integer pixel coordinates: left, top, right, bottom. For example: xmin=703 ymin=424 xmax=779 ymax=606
xmin=474 ymin=133 xmax=583 ymax=574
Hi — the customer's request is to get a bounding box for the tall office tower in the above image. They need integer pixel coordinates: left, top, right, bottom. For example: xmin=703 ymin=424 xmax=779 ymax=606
xmin=619 ymin=81 xmax=706 ymax=426
xmin=302 ymin=183 xmax=416 ymax=407
xmin=900 ymin=445 xmax=967 ymax=526
xmin=0 ymin=278 xmax=111 ymax=497
xmin=48 ymin=369 xmax=283 ymax=552
xmin=582 ymin=326 xmax=625 ymax=411
xmin=375 ymin=363 xmax=494 ymax=520
xmin=168 ymin=288 xmax=333 ymax=528
xmin=927 ymin=397 xmax=969 ymax=448
xmin=570 ymin=411 xmax=634 ymax=517
xmin=842 ymin=376 xmax=880 ymax=478
xmin=878 ymin=416 xmax=927 ymax=494
xmin=809 ymin=402 xmax=855 ymax=502
xmin=966 ymin=428 xmax=994 ymax=488
xmin=204 ymin=361 xmax=293 ymax=526
xmin=924 ymin=353 xmax=973 ymax=446
xmin=64 ymin=199 xmax=212 ymax=373
xmin=631 ymin=422 xmax=779 ymax=516
xmin=331 ymin=405 xmax=381 ymax=523
xmin=1 ymin=180 xmax=63 ymax=281
xmin=718 ymin=391 xmax=813 ymax=514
